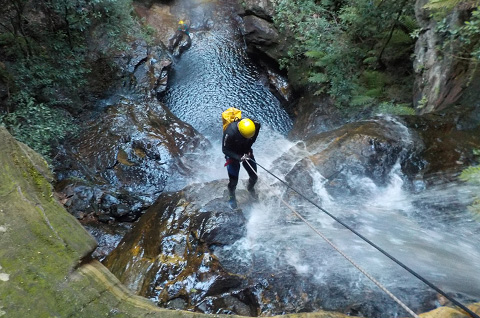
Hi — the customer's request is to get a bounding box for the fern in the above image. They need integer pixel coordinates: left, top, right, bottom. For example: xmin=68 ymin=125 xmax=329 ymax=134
xmin=305 ymin=50 xmax=326 ymax=59
xmin=308 ymin=72 xmax=329 ymax=83
xmin=375 ymin=102 xmax=416 ymax=115
xmin=351 ymin=95 xmax=375 ymax=106
xmin=389 ymin=30 xmax=414 ymax=45
xmin=365 ymin=88 xmax=383 ymax=97
xmin=363 ymin=56 xmax=378 ymax=65
xmin=459 ymin=166 xmax=480 ymax=184
xmin=400 ymin=15 xmax=419 ymax=33
xmin=467 ymin=198 xmax=480 ymax=215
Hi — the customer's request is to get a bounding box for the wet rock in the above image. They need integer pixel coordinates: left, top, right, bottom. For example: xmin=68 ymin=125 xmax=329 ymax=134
xmin=285 ymin=118 xmax=419 ymax=198
xmin=133 ymin=2 xmax=178 ymax=47
xmin=168 ymin=31 xmax=192 ymax=57
xmin=54 ymin=97 xmax=210 ymax=221
xmin=83 ymin=221 xmax=132 ymax=260
xmin=242 ymin=15 xmax=278 ymax=45
xmin=103 ymin=177 xmax=439 ymax=317
xmin=400 ymin=113 xmax=480 ymax=183
xmin=241 ymin=0 xmax=275 ymax=21
xmin=280 ymin=114 xmax=480 ymax=201
xmin=237 ymin=0 xmax=291 ymax=64
xmin=103 ymin=181 xmax=251 ymax=313
xmin=289 ymin=93 xmax=347 ymax=140
xmin=115 ymin=39 xmax=172 ymax=98
xmin=265 ymin=67 xmax=293 ymax=105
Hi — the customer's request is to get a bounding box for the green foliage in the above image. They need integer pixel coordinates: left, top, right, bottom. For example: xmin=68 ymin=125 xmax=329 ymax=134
xmin=350 ymin=95 xmax=375 ymax=107
xmin=460 ymin=9 xmax=480 ymax=60
xmin=274 ymin=0 xmax=417 ymax=110
xmin=374 ymin=102 xmax=416 ymax=115
xmin=44 ymin=0 xmax=137 ymax=53
xmin=427 ymin=0 xmax=480 ymax=62
xmin=0 ymin=0 xmax=141 ymax=160
xmin=459 ymin=165 xmax=480 ymax=183
xmin=0 ymin=93 xmax=77 ymax=158
xmin=459 ymin=149 xmax=480 ymax=215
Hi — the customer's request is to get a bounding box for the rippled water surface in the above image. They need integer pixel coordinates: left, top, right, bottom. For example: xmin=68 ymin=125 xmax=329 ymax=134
xmin=162 ymin=28 xmax=292 ymax=140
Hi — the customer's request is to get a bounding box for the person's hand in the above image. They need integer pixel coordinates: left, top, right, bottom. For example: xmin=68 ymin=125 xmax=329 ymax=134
xmin=241 ymin=154 xmax=250 ymax=162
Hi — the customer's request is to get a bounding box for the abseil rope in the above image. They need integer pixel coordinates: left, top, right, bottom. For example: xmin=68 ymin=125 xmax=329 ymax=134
xmin=260 ymin=176 xmax=420 ymax=316
xmin=244 ymin=158 xmax=480 ymax=318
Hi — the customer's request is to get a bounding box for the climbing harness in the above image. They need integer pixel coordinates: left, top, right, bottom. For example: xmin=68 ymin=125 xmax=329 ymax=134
xmin=244 ymin=158 xmax=480 ymax=318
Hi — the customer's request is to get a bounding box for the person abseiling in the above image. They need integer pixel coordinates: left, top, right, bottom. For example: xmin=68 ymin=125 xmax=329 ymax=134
xmin=222 ymin=115 xmax=261 ymax=209
xmin=169 ymin=20 xmax=191 ymax=53
xmin=178 ymin=20 xmax=189 ymax=35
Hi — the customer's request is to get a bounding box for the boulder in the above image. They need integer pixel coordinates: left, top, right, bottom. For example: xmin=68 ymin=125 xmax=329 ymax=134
xmin=242 ymin=15 xmax=283 ymax=61
xmin=241 ymin=0 xmax=275 ymax=21
xmin=243 ymin=15 xmax=279 ymax=46
xmin=280 ymin=113 xmax=480 ymax=203
xmin=289 ymin=93 xmax=346 ymax=140
xmin=53 ymin=97 xmax=210 ymax=221
xmin=103 ymin=181 xmax=254 ymax=314
xmin=283 ymin=118 xmax=421 ymax=200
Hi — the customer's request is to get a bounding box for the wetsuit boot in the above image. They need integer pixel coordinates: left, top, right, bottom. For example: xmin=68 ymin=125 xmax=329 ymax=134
xmin=228 ymin=190 xmax=237 ymax=209
xmin=247 ymin=179 xmax=258 ymax=201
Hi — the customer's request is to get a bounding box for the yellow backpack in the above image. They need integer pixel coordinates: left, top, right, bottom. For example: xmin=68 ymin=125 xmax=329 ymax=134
xmin=222 ymin=107 xmax=242 ymax=131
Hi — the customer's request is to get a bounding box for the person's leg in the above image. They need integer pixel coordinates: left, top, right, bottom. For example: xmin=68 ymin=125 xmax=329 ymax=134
xmin=243 ymin=155 xmax=258 ymax=198
xmin=226 ymin=157 xmax=240 ymax=208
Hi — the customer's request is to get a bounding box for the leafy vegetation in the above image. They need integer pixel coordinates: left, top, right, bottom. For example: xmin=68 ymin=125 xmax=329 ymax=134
xmin=459 ymin=149 xmax=480 ymax=215
xmin=273 ymin=0 xmax=417 ymax=114
xmin=433 ymin=5 xmax=480 ymax=64
xmin=0 ymin=0 xmax=140 ymax=160
xmin=0 ymin=93 xmax=77 ymax=157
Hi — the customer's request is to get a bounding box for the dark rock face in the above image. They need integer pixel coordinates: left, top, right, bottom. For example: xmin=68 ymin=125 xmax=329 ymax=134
xmin=282 ymin=114 xmax=480 ymax=201
xmin=54 ymin=97 xmax=210 ymax=221
xmin=237 ymin=0 xmax=295 ymax=115
xmin=281 ymin=118 xmax=419 ymax=201
xmin=243 ymin=15 xmax=279 ymax=49
xmin=288 ymin=94 xmax=347 ymax=140
xmin=241 ymin=0 xmax=275 ymax=21
xmin=52 ymin=12 xmax=209 ymax=223
xmin=239 ymin=0 xmax=288 ymax=62
xmin=413 ymin=0 xmax=478 ymax=114
xmin=400 ymin=113 xmax=480 ymax=182
xmin=103 ymin=181 xmax=256 ymax=315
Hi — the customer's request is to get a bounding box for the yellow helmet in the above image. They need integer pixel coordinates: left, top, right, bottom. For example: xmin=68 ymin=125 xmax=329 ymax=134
xmin=179 ymin=20 xmax=184 ymax=25
xmin=238 ymin=118 xmax=255 ymax=138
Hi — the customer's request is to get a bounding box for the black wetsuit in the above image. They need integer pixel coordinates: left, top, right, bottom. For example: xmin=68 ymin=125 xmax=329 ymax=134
xmin=222 ymin=121 xmax=261 ymax=193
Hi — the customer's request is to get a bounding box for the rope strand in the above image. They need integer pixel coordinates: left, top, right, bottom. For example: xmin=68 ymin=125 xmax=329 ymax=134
xmin=244 ymin=158 xmax=479 ymax=318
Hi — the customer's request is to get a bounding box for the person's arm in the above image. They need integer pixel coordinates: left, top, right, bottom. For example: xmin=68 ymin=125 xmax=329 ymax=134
xmin=222 ymin=131 xmax=242 ymax=161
